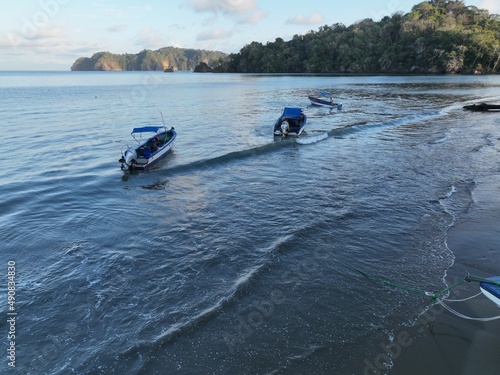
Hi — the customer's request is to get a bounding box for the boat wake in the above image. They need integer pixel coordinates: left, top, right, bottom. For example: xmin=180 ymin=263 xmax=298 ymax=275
xmin=147 ymin=109 xmax=451 ymax=178
xmin=154 ymin=141 xmax=294 ymax=176
xmin=296 ymin=132 xmax=328 ymax=145
xmin=328 ymin=110 xmax=444 ymax=138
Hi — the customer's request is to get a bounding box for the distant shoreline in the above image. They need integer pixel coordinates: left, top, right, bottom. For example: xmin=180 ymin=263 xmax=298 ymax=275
xmin=2 ymin=70 xmax=499 ymax=76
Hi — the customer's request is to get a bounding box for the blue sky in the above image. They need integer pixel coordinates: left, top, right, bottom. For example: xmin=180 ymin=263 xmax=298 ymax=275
xmin=0 ymin=0 xmax=498 ymax=70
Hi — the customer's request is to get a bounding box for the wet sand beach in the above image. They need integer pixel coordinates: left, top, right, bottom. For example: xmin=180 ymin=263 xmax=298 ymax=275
xmin=390 ymin=175 xmax=500 ymax=375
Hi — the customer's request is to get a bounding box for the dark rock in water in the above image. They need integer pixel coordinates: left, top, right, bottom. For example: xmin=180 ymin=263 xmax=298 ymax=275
xmin=463 ymin=103 xmax=500 ymax=111
xmin=194 ymin=62 xmax=213 ymax=73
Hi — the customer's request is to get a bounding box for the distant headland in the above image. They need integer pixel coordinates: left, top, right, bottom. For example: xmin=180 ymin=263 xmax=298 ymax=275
xmin=70 ymin=47 xmax=227 ymax=71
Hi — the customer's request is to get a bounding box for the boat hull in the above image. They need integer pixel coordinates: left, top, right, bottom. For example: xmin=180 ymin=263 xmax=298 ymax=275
xmin=480 ymin=276 xmax=500 ymax=306
xmin=120 ymin=129 xmax=176 ymax=171
xmin=463 ymin=103 xmax=500 ymax=111
xmin=273 ymin=107 xmax=307 ymax=137
xmin=308 ymin=96 xmax=342 ymax=109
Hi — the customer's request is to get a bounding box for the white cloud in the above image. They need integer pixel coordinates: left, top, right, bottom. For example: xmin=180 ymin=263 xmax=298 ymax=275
xmin=201 ymin=15 xmax=219 ymax=27
xmin=286 ymin=12 xmax=324 ymax=25
xmin=479 ymin=0 xmax=500 ymax=14
xmin=239 ymin=10 xmax=267 ymax=24
xmin=2 ymin=25 xmax=65 ymax=50
xmin=135 ymin=28 xmax=167 ymax=49
xmin=196 ymin=28 xmax=233 ymax=41
xmin=0 ymin=23 xmax=106 ymax=69
xmin=107 ymin=24 xmax=127 ymax=33
xmin=183 ymin=0 xmax=262 ymax=48
xmin=91 ymin=2 xmax=127 ymax=18
xmin=185 ymin=0 xmax=257 ymax=15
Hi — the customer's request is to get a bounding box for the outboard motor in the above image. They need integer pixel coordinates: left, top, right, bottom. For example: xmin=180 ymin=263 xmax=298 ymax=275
xmin=281 ymin=120 xmax=290 ymax=136
xmin=120 ymin=149 xmax=137 ymax=170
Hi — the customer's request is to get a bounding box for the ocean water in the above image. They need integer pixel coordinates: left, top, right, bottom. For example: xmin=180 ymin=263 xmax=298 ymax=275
xmin=1 ymin=71 xmax=499 ymax=374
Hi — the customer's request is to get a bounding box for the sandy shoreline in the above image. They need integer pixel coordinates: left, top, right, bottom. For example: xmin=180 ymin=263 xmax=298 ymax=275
xmin=387 ymin=176 xmax=500 ymax=375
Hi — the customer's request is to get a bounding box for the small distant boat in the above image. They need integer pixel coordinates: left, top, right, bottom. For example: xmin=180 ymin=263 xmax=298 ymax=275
xmin=463 ymin=103 xmax=500 ymax=111
xmin=273 ymin=107 xmax=307 ymax=137
xmin=164 ymin=67 xmax=174 ymax=73
xmin=308 ymin=91 xmax=342 ymax=109
xmin=119 ymin=124 xmax=176 ymax=171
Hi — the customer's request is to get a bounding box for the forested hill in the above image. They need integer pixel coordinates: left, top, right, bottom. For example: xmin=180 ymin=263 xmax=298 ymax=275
xmin=70 ymin=47 xmax=227 ymax=71
xmin=218 ymin=0 xmax=500 ymax=74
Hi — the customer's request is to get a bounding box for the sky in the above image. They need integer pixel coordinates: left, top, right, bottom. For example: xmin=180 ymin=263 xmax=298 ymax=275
xmin=0 ymin=0 xmax=498 ymax=70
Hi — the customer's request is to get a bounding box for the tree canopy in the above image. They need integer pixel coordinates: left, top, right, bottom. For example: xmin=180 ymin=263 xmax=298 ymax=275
xmin=217 ymin=1 xmax=500 ymax=74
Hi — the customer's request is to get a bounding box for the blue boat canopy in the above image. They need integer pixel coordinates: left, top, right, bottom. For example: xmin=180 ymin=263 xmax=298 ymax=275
xmin=319 ymin=91 xmax=330 ymax=96
xmin=282 ymin=107 xmax=303 ymax=117
xmin=132 ymin=126 xmax=163 ymax=134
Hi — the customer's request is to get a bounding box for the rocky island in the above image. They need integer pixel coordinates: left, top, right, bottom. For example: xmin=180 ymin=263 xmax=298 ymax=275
xmin=71 ymin=47 xmax=227 ymax=71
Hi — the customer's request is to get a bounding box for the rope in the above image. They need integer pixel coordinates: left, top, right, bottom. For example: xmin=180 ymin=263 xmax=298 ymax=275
xmin=331 ymin=255 xmax=432 ymax=297
xmin=465 ymin=275 xmax=500 ymax=287
xmin=331 ymin=256 xmax=489 ymax=303
xmin=331 ymin=256 xmax=500 ymax=321
xmin=443 ymin=292 xmax=483 ymax=303
xmin=428 ymin=280 xmax=467 ymax=302
xmin=436 ymin=299 xmax=500 ymax=321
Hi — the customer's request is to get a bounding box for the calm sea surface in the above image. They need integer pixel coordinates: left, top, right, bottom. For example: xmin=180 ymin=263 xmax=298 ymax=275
xmin=1 ymin=71 xmax=499 ymax=374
